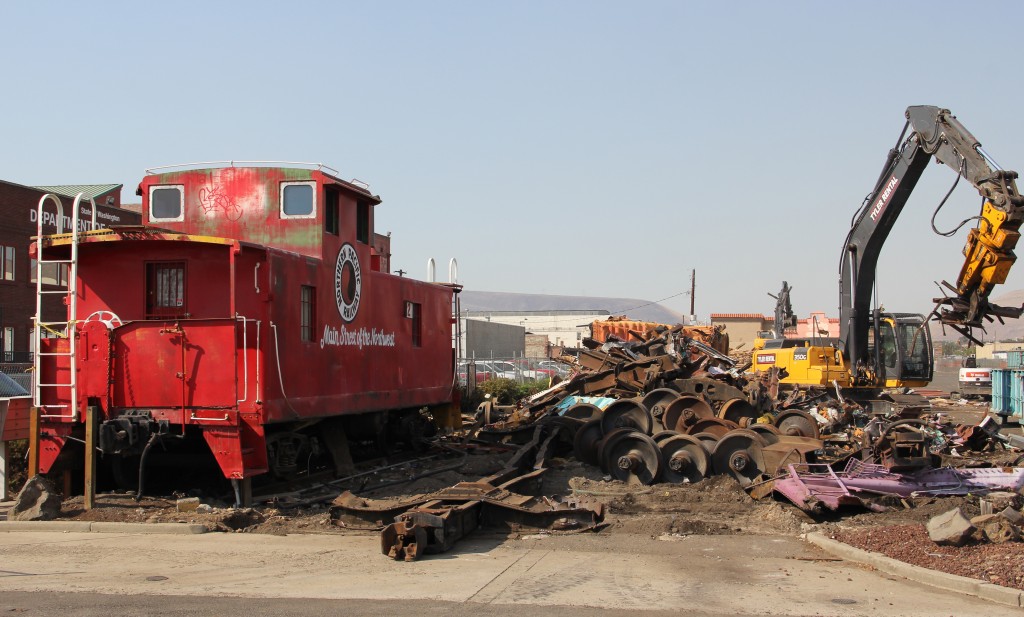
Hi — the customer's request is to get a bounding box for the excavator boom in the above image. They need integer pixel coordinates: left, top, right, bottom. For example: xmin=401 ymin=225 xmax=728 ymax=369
xmin=901 ymin=106 xmax=1024 ymax=332
xmin=755 ymin=106 xmax=1022 ymax=392
xmin=841 ymin=106 xmax=1024 ymax=374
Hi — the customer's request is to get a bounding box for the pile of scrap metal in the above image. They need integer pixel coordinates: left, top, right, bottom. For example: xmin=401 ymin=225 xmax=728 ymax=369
xmin=589 ymin=317 xmax=730 ymax=355
xmin=471 ymin=327 xmax=829 ymax=489
xmin=470 ymin=326 xmax=1024 ymax=508
xmin=332 ymin=326 xmax=1024 ymax=561
xmin=771 ymin=415 xmax=1024 ymax=513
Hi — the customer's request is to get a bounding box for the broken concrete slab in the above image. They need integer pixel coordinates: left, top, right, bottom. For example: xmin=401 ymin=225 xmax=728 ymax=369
xmin=11 ymin=475 xmax=61 ymax=522
xmin=979 ymin=518 xmax=1021 ymax=544
xmin=176 ymin=497 xmax=201 ymax=512
xmin=970 ymin=513 xmax=1000 ymax=527
xmin=983 ymin=491 xmax=1023 ymax=511
xmin=1000 ymin=506 xmax=1023 ymax=525
xmin=927 ymin=508 xmax=975 ymax=547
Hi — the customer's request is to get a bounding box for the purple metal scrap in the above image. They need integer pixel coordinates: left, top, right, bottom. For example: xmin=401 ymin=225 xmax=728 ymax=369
xmin=773 ymin=458 xmax=1024 ymax=512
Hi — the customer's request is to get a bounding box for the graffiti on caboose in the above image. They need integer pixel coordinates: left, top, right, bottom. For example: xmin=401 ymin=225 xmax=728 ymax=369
xmin=198 ymin=186 xmax=244 ymax=221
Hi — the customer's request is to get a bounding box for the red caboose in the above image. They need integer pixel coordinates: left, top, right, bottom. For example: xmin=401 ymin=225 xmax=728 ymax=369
xmin=31 ymin=163 xmax=459 ymax=493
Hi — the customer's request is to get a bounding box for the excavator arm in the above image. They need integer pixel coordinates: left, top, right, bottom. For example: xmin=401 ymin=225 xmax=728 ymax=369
xmin=840 ymin=106 xmax=1024 ymax=376
xmin=904 ymin=105 xmax=1024 ymax=331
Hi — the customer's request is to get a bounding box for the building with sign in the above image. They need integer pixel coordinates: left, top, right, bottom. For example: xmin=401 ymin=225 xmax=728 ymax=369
xmin=0 ymin=179 xmax=141 ymax=363
xmin=461 ymin=310 xmax=612 ymax=351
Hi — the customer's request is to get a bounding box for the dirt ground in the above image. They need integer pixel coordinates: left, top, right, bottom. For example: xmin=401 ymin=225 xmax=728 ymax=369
xmin=834 ymin=524 xmax=1024 ymax=590
xmin=54 ymin=453 xmax=808 ymax=538
xmin=49 ymin=448 xmax=1024 ymax=595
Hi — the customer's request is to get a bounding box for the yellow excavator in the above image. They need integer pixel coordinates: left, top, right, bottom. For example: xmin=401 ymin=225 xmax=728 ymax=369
xmin=752 ymin=105 xmax=1024 ymax=394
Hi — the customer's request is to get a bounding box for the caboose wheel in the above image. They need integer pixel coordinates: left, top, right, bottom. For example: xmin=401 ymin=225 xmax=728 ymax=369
xmin=711 ymin=429 xmax=769 ymax=487
xmin=662 ymin=395 xmax=714 ymax=433
xmin=563 ymin=402 xmax=603 ymax=421
xmin=718 ymin=398 xmax=758 ymax=427
xmin=774 ymin=410 xmax=820 ymax=439
xmin=685 ymin=417 xmax=738 ymax=438
xmin=651 ymin=429 xmax=683 ymax=443
xmin=690 ymin=432 xmax=721 ymax=459
xmin=641 ymin=388 xmax=681 ymax=430
xmin=748 ymin=423 xmax=781 ymax=444
xmin=657 ymin=434 xmax=711 ymax=484
xmin=600 ymin=430 xmax=661 ymax=485
xmin=265 ymin=432 xmax=313 ymax=480
xmin=573 ymin=419 xmax=604 ymax=467
xmin=600 ymin=399 xmax=653 ymax=435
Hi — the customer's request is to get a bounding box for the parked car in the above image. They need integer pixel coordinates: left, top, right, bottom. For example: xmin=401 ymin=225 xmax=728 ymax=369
xmin=483 ymin=361 xmax=519 ymax=379
xmin=457 ymin=361 xmax=493 ymax=384
xmin=537 ymin=360 xmax=571 ymax=378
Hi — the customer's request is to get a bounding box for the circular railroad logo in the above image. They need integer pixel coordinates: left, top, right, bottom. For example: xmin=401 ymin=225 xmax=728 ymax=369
xmin=335 ymin=243 xmax=361 ymax=322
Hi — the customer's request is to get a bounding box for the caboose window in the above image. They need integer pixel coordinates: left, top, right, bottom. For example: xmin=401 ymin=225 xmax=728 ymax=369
xmin=300 ymin=285 xmax=315 ymax=342
xmin=146 ymin=262 xmax=186 ymax=319
xmin=150 ymin=185 xmax=184 ymax=222
xmin=356 ymin=202 xmax=370 ymax=244
xmin=281 ymin=182 xmax=316 ymax=218
xmin=409 ymin=302 xmax=422 ymax=347
xmin=324 ymin=189 xmax=339 ymax=235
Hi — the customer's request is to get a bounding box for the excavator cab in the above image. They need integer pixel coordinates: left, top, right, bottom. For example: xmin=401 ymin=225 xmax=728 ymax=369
xmin=866 ymin=313 xmax=932 ymax=387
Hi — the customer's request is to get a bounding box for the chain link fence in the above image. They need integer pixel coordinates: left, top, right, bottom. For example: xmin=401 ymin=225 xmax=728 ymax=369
xmin=0 ymin=363 xmax=32 ymax=394
xmin=457 ymin=357 xmax=571 ymax=388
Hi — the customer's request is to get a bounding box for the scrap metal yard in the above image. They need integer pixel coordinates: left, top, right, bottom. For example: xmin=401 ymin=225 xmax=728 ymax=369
xmin=9 ymin=2 xmax=1024 ymax=615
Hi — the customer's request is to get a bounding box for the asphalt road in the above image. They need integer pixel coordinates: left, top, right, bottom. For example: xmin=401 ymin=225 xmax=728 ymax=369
xmin=0 ymin=593 xmax=725 ymax=617
xmin=0 ymin=529 xmax=1018 ymax=617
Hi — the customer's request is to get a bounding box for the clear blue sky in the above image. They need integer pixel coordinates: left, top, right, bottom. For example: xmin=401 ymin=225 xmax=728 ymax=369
xmin=4 ymin=1 xmax=1024 ymax=324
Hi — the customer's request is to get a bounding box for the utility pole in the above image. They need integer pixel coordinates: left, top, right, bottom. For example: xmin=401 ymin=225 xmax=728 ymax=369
xmin=690 ymin=269 xmax=696 ymax=317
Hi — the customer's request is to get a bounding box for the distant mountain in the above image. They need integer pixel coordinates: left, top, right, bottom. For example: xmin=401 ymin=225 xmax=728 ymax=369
xmin=459 ymin=290 xmax=688 ymax=324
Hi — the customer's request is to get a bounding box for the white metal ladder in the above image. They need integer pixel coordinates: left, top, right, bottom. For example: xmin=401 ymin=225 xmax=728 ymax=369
xmin=33 ymin=193 xmax=96 ymax=420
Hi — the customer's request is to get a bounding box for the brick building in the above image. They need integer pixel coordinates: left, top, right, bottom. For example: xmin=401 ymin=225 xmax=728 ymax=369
xmin=0 ymin=180 xmax=141 ymax=362
xmin=794 ymin=311 xmax=840 ymax=339
xmin=711 ymin=311 xmax=841 ymax=350
xmin=709 ymin=313 xmax=773 ymax=349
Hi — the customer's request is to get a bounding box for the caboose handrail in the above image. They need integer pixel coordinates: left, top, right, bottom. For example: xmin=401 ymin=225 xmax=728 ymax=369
xmin=234 ymin=315 xmax=257 ymax=406
xmin=32 ymin=192 xmax=96 ymax=420
xmin=145 ymin=161 xmax=341 ymax=175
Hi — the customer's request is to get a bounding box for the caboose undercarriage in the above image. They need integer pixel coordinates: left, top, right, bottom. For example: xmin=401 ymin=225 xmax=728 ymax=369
xmin=40 ymin=405 xmax=443 ymax=500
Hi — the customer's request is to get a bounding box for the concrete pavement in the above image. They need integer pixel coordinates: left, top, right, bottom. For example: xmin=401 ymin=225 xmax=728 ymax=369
xmin=0 ymin=528 xmax=1018 ymax=616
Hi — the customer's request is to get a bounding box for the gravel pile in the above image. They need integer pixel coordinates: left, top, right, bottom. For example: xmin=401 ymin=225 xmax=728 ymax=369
xmin=834 ymin=524 xmax=1024 ymax=590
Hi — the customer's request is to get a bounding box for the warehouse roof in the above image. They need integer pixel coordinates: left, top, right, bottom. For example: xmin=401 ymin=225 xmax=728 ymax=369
xmin=709 ymin=313 xmax=769 ymax=320
xmin=32 ymin=184 xmax=122 ymax=202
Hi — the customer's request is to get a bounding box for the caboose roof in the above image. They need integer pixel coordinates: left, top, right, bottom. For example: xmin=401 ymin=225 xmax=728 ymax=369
xmin=35 ymin=226 xmax=259 ymax=250
xmin=136 ymin=162 xmax=381 ymax=204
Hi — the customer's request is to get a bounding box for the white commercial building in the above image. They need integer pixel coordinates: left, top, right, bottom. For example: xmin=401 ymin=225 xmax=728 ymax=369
xmin=460 ymin=310 xmax=612 ymax=352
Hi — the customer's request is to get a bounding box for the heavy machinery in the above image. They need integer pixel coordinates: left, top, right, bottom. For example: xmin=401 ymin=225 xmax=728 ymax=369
xmin=957 ymin=355 xmax=993 ymax=399
xmin=753 ymin=106 xmax=1024 ymax=393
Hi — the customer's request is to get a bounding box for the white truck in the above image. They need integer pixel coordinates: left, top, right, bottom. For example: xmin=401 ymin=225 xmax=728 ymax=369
xmin=958 ymin=355 xmax=992 ymax=399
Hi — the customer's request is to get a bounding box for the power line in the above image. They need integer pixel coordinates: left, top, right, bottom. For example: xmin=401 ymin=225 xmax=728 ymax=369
xmin=617 ymin=290 xmax=691 ymax=314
